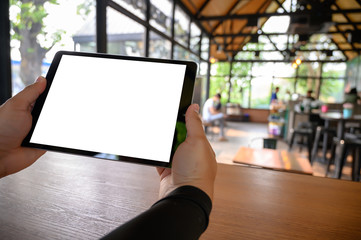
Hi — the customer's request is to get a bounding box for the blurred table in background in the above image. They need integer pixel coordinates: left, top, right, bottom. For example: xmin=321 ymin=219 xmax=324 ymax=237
xmin=233 ymin=146 xmax=313 ymax=175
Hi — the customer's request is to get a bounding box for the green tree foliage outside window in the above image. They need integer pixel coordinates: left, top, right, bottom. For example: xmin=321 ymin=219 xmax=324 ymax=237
xmin=320 ymin=63 xmax=345 ymax=103
xmin=210 ymin=59 xmax=253 ymax=107
xmin=10 ymin=0 xmax=64 ymax=86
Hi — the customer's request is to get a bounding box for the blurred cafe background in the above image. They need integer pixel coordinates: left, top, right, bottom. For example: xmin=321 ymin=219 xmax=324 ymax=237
xmin=1 ymin=0 xmax=361 ymax=182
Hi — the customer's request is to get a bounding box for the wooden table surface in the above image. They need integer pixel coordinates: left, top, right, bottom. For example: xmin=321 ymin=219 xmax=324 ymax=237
xmin=233 ymin=147 xmax=313 ymax=175
xmin=1 ymin=152 xmax=361 ymax=239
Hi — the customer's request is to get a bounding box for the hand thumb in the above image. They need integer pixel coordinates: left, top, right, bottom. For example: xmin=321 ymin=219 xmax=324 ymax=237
xmin=185 ymin=104 xmax=206 ymax=138
xmin=12 ymin=76 xmax=47 ymax=110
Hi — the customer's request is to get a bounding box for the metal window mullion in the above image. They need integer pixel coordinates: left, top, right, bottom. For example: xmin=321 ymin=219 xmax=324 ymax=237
xmin=0 ymin=0 xmax=12 ymax=103
xmin=198 ymin=32 xmax=203 ymax=57
xmin=205 ymin=37 xmax=212 ymax=100
xmin=170 ymin=0 xmax=176 ymax=59
xmin=227 ymin=59 xmax=233 ymax=103
xmin=316 ymin=62 xmax=324 ymax=99
xmin=294 ymin=65 xmax=299 ymax=93
xmin=248 ymin=62 xmax=254 ymax=108
xmin=96 ymin=0 xmax=107 ymax=53
xmin=108 ymin=0 xmax=200 ymax=59
xmin=145 ymin=0 xmax=150 ymax=57
xmin=187 ymin=20 xmax=191 ymax=50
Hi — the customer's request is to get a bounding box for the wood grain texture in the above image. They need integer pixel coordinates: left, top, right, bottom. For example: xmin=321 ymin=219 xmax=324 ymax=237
xmin=203 ymin=164 xmax=361 ymax=240
xmin=1 ymin=152 xmax=361 ymax=239
xmin=0 ymin=152 xmax=159 ymax=239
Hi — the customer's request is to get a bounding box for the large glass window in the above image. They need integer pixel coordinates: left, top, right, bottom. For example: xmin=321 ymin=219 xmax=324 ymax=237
xmin=229 ymin=76 xmax=243 ymax=104
xmin=319 ymin=63 xmax=346 ymax=103
xmin=297 ymin=62 xmax=321 ymax=91
xmin=295 ymin=79 xmax=309 ymax=96
xmin=240 ymin=78 xmax=251 ymax=108
xmin=211 ymin=62 xmax=230 ymax=76
xmin=272 ymin=63 xmax=295 ymax=77
xmin=113 ymin=0 xmax=146 ymax=20
xmin=150 ymin=0 xmax=173 ymax=36
xmin=234 ymin=51 xmax=254 ymax=61
xmin=174 ymin=5 xmax=189 ymax=47
xmin=231 ymin=62 xmax=252 ymax=77
xmin=252 ymin=62 xmax=274 ymax=77
xmin=209 ymin=76 xmax=229 ymax=105
xmin=199 ymin=61 xmax=208 ymax=76
xmin=106 ymin=7 xmax=145 ymax=56
xmin=250 ymin=76 xmax=272 ymax=109
xmin=190 ymin=22 xmax=201 ymax=54
xmin=272 ymin=77 xmax=294 ymax=101
xmin=149 ymin=31 xmax=171 ymax=59
xmin=173 ymin=45 xmax=189 ymax=60
xmin=189 ymin=53 xmax=200 ymax=69
xmin=201 ymin=34 xmax=209 ymax=60
xmin=319 ymin=79 xmax=345 ymax=103
xmin=9 ymin=0 xmax=95 ymax=95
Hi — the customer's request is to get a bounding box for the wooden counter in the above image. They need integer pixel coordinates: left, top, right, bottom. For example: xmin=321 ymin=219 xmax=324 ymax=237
xmin=0 ymin=152 xmax=360 ymax=239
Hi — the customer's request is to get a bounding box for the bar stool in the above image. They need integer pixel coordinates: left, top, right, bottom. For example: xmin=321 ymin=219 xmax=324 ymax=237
xmin=326 ymin=136 xmax=361 ymax=181
xmin=289 ymin=113 xmax=323 ymax=162
xmin=310 ymin=126 xmax=336 ymax=165
xmin=288 ymin=126 xmax=313 ymax=162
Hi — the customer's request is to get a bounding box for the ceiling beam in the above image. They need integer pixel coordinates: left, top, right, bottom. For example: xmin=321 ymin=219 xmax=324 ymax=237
xmin=218 ymin=59 xmax=345 ymax=63
xmin=273 ymin=0 xmax=287 ymax=12
xmin=336 ymin=22 xmax=361 ymax=25
xmin=356 ymin=0 xmax=361 ymax=7
xmin=223 ymin=48 xmax=360 ymax=52
xmin=222 ymin=0 xmax=272 ymax=54
xmin=198 ymin=9 xmax=361 ymax=21
xmin=233 ymin=41 xmax=354 ymax=45
xmin=210 ymin=0 xmax=242 ymax=34
xmin=175 ymin=0 xmax=211 ymax=38
xmin=265 ymin=33 xmax=286 ymax=57
xmin=330 ymin=38 xmax=348 ymax=61
xmin=213 ymin=30 xmax=359 ymax=37
xmin=195 ymin=0 xmax=211 ymax=18
xmin=331 ymin=2 xmax=359 ymax=57
xmin=333 ymin=3 xmax=359 ymax=31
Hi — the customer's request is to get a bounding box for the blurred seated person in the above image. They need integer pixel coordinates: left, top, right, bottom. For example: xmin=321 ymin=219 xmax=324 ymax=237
xmin=214 ymin=100 xmax=222 ymax=111
xmin=306 ymin=90 xmax=315 ymax=101
xmin=344 ymin=88 xmax=360 ymax=104
xmin=202 ymin=93 xmax=227 ymax=141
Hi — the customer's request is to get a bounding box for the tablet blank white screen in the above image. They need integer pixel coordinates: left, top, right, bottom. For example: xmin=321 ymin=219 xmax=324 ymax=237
xmin=30 ymin=55 xmax=186 ymax=163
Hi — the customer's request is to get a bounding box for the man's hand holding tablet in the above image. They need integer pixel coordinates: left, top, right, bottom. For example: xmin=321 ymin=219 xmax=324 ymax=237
xmin=22 ymin=51 xmax=197 ymax=168
xmin=0 ymin=51 xmax=216 ymax=238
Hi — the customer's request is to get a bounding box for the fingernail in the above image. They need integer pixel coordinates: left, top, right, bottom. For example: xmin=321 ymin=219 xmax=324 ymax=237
xmin=194 ymin=104 xmax=199 ymax=113
xmin=35 ymin=76 xmax=43 ymax=83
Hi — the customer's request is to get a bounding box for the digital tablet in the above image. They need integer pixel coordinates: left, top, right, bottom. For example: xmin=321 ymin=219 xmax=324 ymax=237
xmin=22 ymin=51 xmax=197 ymax=168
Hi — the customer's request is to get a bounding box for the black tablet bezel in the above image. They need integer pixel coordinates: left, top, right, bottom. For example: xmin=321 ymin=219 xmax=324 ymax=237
xmin=22 ymin=51 xmax=197 ymax=168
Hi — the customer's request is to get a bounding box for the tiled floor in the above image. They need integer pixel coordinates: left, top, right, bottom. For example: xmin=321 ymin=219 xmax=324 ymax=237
xmin=207 ymin=121 xmax=354 ymax=181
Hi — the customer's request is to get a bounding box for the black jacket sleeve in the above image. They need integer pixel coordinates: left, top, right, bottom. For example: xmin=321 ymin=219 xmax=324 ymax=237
xmin=101 ymin=186 xmax=212 ymax=240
